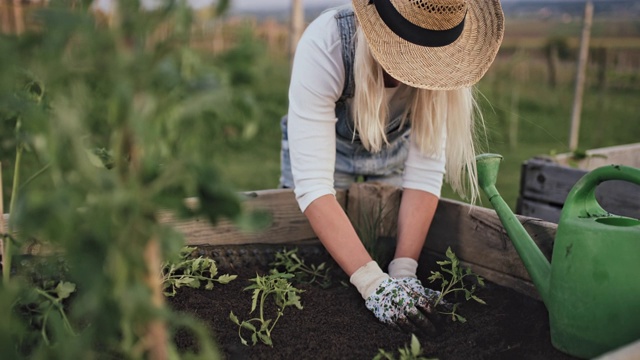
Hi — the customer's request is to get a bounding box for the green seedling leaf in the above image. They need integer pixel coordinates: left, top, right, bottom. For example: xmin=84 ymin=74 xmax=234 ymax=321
xmin=205 ymin=281 xmax=214 ymax=290
xmin=229 ymin=311 xmax=239 ymax=325
xmin=258 ymin=332 xmax=273 ymax=347
xmin=410 ymin=334 xmax=421 ymax=355
xmin=240 ymin=322 xmax=256 ymax=332
xmin=54 ymin=281 xmax=76 ymax=300
xmin=454 ymin=313 xmax=467 ymax=323
xmin=260 ymin=319 xmax=272 ymax=331
xmin=230 ymin=272 xmax=304 ymax=347
xmin=269 ymin=247 xmax=333 ymax=288
xmin=162 ymin=247 xmax=236 ymax=296
xmin=429 ymin=248 xmax=485 ymax=323
xmin=217 ymin=274 xmax=237 ymax=283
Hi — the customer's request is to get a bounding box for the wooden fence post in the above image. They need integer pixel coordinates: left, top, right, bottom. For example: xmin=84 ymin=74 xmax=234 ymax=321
xmin=289 ymin=0 xmax=304 ymax=66
xmin=569 ymin=1 xmax=594 ymax=152
xmin=547 ymin=44 xmax=559 ymax=88
xmin=1 ymin=0 xmax=12 ymax=34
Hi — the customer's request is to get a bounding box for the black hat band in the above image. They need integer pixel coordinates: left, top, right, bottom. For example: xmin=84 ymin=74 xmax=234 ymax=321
xmin=368 ymin=0 xmax=466 ymax=47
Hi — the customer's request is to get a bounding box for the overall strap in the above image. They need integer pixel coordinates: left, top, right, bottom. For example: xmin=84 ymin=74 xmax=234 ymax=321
xmin=334 ymin=7 xmax=357 ymax=101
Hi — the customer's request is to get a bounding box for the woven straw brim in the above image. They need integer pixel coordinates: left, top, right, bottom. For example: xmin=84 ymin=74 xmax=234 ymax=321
xmin=353 ymin=0 xmax=504 ymax=90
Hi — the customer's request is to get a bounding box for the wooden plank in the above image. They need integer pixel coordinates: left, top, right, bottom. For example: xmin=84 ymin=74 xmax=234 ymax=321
xmin=520 ymin=158 xmax=586 ymax=206
xmin=553 ymin=143 xmax=640 ymax=170
xmin=157 ymin=189 xmax=346 ymax=246
xmin=346 ymin=182 xmax=402 ymax=239
xmin=517 ymin=199 xmax=562 ymax=223
xmin=425 ymin=198 xmax=556 ymax=284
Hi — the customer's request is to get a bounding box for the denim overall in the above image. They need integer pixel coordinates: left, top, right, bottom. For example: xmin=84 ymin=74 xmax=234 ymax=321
xmin=279 ymin=6 xmax=412 ymax=189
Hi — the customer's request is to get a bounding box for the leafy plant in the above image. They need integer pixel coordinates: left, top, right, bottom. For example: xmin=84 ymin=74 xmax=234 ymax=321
xmin=0 ymin=0 xmax=262 ymax=358
xmin=373 ymin=334 xmax=437 ymax=360
xmin=162 ymin=246 xmax=237 ymax=297
xmin=428 ymin=247 xmax=486 ymax=323
xmin=15 ymin=280 xmax=77 ymax=347
xmin=229 ymin=271 xmax=304 ymax=347
xmin=269 ymin=247 xmax=333 ymax=288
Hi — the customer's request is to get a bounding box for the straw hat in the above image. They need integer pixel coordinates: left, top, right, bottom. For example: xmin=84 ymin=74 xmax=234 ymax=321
xmin=352 ymin=0 xmax=504 ymax=90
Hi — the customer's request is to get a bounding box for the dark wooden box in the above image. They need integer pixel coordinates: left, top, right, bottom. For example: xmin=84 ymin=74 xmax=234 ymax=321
xmin=516 ymin=143 xmax=640 ymax=223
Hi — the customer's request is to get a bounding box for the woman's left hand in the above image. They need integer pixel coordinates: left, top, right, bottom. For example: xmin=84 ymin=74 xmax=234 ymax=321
xmin=364 ymin=277 xmax=441 ymax=335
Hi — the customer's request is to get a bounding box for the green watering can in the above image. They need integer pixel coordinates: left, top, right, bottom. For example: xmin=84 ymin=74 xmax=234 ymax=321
xmin=476 ymin=154 xmax=640 ymax=359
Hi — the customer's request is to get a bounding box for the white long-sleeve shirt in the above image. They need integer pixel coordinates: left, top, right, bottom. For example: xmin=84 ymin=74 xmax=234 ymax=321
xmin=288 ymin=9 xmax=446 ymax=212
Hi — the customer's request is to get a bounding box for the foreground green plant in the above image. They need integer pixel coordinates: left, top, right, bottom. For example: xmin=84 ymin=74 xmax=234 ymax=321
xmin=428 ymin=247 xmax=486 ymax=323
xmin=162 ymin=246 xmax=237 ymax=297
xmin=15 ymin=280 xmax=77 ymax=348
xmin=269 ymin=247 xmax=333 ymax=288
xmin=0 ymin=0 xmax=259 ymax=358
xmin=229 ymin=271 xmax=304 ymax=347
xmin=373 ymin=334 xmax=437 ymax=360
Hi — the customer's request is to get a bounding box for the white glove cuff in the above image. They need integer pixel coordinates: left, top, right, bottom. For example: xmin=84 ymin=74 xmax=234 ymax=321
xmin=388 ymin=257 xmax=418 ymax=279
xmin=349 ymin=261 xmax=390 ymax=299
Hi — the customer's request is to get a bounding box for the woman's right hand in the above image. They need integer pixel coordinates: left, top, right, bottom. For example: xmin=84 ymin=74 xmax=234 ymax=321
xmin=350 ymin=261 xmax=440 ymax=335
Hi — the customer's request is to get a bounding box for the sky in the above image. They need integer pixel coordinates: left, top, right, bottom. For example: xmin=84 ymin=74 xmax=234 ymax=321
xmin=230 ymin=0 xmax=349 ymax=11
xmin=93 ymin=0 xmax=350 ymax=12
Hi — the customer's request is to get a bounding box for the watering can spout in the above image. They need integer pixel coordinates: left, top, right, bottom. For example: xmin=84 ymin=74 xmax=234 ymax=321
xmin=476 ymin=154 xmax=552 ymax=303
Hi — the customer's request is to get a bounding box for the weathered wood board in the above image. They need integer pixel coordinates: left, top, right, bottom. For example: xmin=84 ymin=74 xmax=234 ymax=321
xmin=157 ymin=189 xmax=347 ymax=246
xmin=553 ymin=143 xmax=640 ymax=170
xmin=517 ymin=143 xmax=640 ymax=223
xmin=160 ymin=184 xmax=553 ymax=300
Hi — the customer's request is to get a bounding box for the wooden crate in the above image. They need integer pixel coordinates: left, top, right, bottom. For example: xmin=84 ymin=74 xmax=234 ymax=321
xmin=516 ymin=143 xmax=640 ymax=223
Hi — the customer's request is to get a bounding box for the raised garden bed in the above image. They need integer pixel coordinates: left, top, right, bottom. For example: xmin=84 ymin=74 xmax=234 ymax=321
xmin=158 ymin=183 xmax=585 ymax=359
xmin=167 ymin=244 xmax=577 ymax=360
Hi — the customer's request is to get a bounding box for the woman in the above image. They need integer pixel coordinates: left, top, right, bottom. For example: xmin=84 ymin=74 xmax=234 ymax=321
xmin=280 ymin=0 xmax=504 ymax=333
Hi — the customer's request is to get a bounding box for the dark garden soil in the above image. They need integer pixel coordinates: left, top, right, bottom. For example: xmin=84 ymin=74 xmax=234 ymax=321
xmin=168 ymin=246 xmax=580 ymax=360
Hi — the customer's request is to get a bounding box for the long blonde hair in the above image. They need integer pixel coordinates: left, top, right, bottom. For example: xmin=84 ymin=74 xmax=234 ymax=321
xmin=352 ymin=27 xmax=483 ymax=203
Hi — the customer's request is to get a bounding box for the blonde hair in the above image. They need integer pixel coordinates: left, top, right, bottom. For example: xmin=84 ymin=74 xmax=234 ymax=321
xmin=352 ymin=27 xmax=482 ymax=203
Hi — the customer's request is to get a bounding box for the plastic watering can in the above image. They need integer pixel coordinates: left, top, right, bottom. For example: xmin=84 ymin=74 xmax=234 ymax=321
xmin=475 ymin=154 xmax=640 ymax=359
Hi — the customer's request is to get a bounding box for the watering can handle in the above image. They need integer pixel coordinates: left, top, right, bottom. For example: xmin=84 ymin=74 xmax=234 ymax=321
xmin=562 ymin=164 xmax=640 ymax=218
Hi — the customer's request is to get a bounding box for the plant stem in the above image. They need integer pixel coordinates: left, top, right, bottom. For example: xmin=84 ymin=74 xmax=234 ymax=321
xmin=4 ymin=142 xmax=23 ymax=284
xmin=0 ymin=162 xmax=5 ymax=281
xmin=18 ymin=163 xmax=50 ymax=191
xmin=35 ymin=288 xmax=77 ymax=336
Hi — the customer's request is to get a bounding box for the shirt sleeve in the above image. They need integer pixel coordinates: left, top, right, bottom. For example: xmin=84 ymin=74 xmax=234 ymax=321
xmin=402 ymin=134 xmax=446 ymax=198
xmin=287 ymin=11 xmax=345 ymax=212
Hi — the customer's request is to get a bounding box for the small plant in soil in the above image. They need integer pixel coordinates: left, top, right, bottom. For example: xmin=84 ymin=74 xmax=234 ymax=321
xmin=162 ymin=246 xmax=237 ymax=297
xmin=229 ymin=271 xmax=304 ymax=347
xmin=428 ymin=247 xmax=486 ymax=323
xmin=373 ymin=334 xmax=437 ymax=360
xmin=269 ymin=247 xmax=333 ymax=288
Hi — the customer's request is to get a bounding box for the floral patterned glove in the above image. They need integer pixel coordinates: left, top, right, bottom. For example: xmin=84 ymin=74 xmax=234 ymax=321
xmin=364 ymin=277 xmax=439 ymax=335
xmin=350 ymin=261 xmax=440 ymax=335
xmin=388 ymin=258 xmax=451 ymax=314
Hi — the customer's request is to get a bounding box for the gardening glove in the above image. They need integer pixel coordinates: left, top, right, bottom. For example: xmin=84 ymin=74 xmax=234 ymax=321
xmin=389 ymin=257 xmax=451 ymax=314
xmin=350 ymin=261 xmax=438 ymax=335
xmin=388 ymin=257 xmax=419 ymax=279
